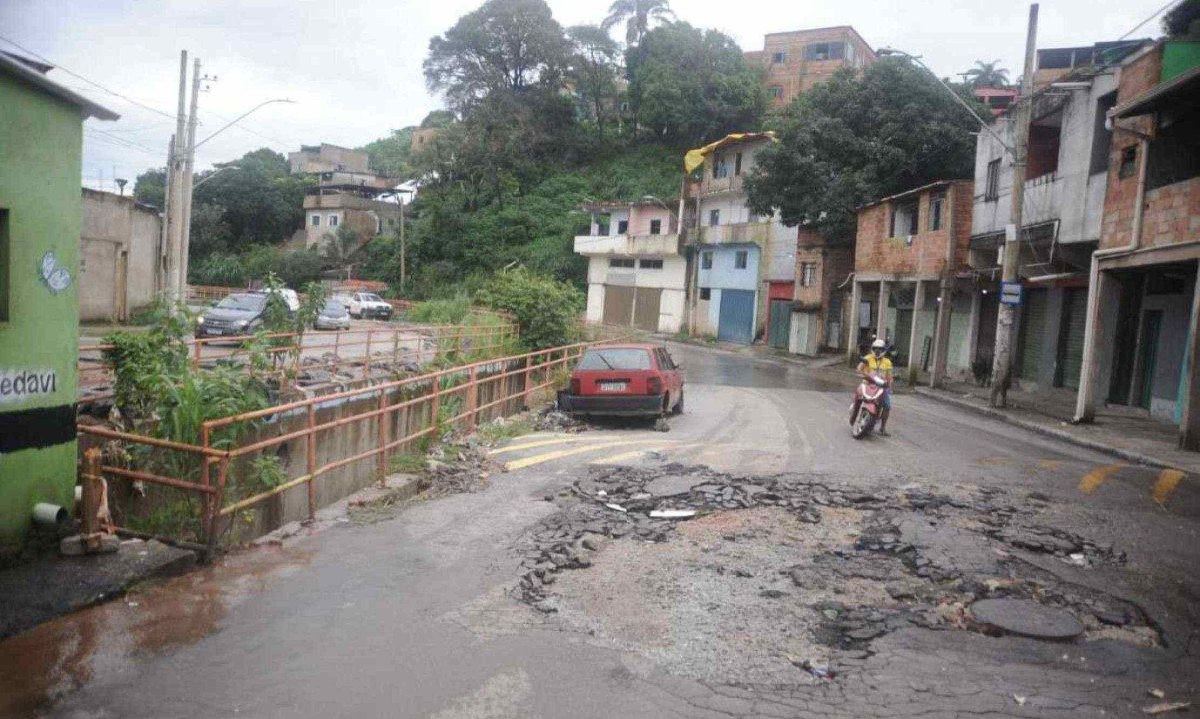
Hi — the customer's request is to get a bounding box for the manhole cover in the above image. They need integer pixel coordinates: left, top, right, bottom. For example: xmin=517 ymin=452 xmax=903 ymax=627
xmin=970 ymin=598 xmax=1084 ymax=640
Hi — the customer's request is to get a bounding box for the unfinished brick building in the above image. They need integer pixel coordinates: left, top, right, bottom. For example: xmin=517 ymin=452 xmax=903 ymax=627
xmin=744 ymin=26 xmax=876 ymax=109
xmin=850 ymin=180 xmax=975 ymax=386
xmin=1074 ymin=40 xmax=1200 ymax=448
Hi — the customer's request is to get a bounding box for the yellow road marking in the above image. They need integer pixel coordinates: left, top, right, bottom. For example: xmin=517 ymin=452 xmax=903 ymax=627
xmin=1038 ymin=459 xmax=1062 ymax=470
xmin=1078 ymin=464 xmax=1125 ymax=494
xmin=590 ymin=443 xmax=700 ymax=465
xmin=1152 ymin=469 xmax=1185 ymax=506
xmin=505 ymin=440 xmax=675 ymax=471
xmin=490 ymin=436 xmax=595 ymax=455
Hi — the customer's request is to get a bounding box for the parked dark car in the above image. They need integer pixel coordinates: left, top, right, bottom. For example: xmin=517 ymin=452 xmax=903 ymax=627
xmin=314 ymin=299 xmax=351 ymax=330
xmin=560 ymin=344 xmax=684 ymax=417
xmin=195 ymin=293 xmax=268 ymax=337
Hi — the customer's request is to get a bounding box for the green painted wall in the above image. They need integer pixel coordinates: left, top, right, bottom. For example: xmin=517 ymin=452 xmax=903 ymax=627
xmin=0 ymin=71 xmax=85 ymax=551
xmin=1162 ymin=42 xmax=1200 ymax=82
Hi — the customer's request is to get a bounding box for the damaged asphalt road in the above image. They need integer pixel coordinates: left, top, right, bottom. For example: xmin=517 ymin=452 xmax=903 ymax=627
xmin=513 ymin=463 xmax=1181 ymax=713
xmin=12 ymin=342 xmax=1200 ymax=719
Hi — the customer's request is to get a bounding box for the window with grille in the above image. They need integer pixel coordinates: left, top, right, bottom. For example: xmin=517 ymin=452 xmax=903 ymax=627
xmin=985 ymin=159 xmax=1001 ymax=201
xmin=701 ymin=251 xmax=713 ymax=269
xmin=928 ymin=192 xmax=945 ymax=231
xmin=800 ymin=262 xmax=816 ymax=287
xmin=735 ymin=250 xmax=748 ymax=269
xmin=609 ymin=258 xmax=635 ymax=268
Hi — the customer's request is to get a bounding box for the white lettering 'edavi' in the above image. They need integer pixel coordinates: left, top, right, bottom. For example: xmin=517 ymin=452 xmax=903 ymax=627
xmin=0 ymin=369 xmax=58 ymax=402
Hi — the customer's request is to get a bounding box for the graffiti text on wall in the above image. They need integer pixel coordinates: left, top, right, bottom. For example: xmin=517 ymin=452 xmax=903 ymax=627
xmin=0 ymin=369 xmax=58 ymax=403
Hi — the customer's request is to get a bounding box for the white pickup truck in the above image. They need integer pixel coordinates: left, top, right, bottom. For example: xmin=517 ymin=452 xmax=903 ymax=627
xmin=347 ymin=292 xmax=394 ymax=320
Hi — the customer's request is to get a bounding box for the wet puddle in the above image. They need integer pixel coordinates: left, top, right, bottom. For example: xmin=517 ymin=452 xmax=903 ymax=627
xmin=0 ymin=545 xmax=312 ymax=716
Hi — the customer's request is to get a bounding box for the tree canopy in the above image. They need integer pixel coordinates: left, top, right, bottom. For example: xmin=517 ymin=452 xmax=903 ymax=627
xmin=745 ymin=59 xmax=984 ymax=243
xmin=566 ymin=24 xmax=622 ymax=138
xmin=358 ymin=127 xmax=416 ymax=178
xmin=423 ymin=0 xmax=568 ymax=112
xmin=601 ymin=0 xmax=674 ymax=46
xmin=963 ymin=59 xmax=1010 ymax=89
xmin=627 ymin=22 xmax=765 ymax=145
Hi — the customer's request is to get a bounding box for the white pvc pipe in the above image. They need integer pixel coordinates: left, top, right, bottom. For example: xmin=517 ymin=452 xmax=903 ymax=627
xmin=32 ymin=503 xmax=68 ymax=529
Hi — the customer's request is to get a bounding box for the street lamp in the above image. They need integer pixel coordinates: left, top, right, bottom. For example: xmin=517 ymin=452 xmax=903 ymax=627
xmin=876 ymin=48 xmax=1014 ymax=156
xmin=192 ymin=164 xmax=238 ymax=191
xmin=193 ymin=98 xmax=295 ymax=151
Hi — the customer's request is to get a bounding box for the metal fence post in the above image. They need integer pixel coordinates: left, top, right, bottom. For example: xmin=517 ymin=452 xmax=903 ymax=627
xmin=467 ymin=365 xmax=478 ymax=430
xmin=306 ymin=404 xmax=317 ymax=520
xmin=429 ymin=373 xmax=442 ymax=438
xmin=523 ymin=355 xmax=533 ymax=407
xmin=363 ymin=329 xmax=372 ymax=379
xmin=205 ymin=457 xmax=229 ymax=561
xmin=377 ymin=388 xmax=389 ymax=483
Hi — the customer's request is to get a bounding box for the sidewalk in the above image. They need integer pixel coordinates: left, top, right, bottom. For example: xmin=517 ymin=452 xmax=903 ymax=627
xmin=913 ymin=379 xmax=1200 ymax=474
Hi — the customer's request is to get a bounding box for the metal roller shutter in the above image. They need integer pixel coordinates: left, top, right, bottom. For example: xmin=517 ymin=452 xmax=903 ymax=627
xmin=1058 ymin=288 xmax=1087 ymax=389
xmin=1018 ymin=288 xmax=1048 ymax=382
xmin=603 ymin=285 xmax=635 ymax=326
xmin=633 ymin=287 xmax=662 ymax=332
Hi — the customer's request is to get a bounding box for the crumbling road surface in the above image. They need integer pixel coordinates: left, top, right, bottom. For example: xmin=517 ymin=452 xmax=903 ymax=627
xmin=7 ymin=343 xmax=1199 ymax=718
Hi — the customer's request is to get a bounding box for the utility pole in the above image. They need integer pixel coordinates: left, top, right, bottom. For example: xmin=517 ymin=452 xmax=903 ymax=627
xmin=989 ymin=4 xmax=1038 ymax=408
xmin=178 ymin=57 xmax=202 ymax=301
xmin=165 ymin=50 xmax=189 ymax=309
xmin=159 ymin=134 xmax=174 ymax=296
xmin=399 ymin=194 xmax=406 ymax=292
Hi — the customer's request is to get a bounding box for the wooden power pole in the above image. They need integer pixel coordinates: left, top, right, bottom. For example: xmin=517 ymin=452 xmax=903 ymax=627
xmin=990 ymin=4 xmax=1038 ymax=408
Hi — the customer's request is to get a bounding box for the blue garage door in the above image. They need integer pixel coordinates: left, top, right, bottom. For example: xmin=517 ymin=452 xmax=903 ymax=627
xmin=718 ymin=290 xmax=755 ymax=344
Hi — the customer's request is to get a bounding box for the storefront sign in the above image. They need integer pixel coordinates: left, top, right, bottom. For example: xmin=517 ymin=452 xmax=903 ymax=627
xmin=0 ymin=369 xmax=58 ymax=403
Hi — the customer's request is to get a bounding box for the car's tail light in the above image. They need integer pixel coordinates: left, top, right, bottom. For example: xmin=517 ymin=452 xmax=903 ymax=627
xmin=647 ymin=375 xmax=664 ymax=395
xmin=570 ymin=378 xmax=581 ymax=395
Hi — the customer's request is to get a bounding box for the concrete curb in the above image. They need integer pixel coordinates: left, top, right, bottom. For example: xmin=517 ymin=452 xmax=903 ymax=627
xmin=913 ymin=387 xmax=1183 ymax=471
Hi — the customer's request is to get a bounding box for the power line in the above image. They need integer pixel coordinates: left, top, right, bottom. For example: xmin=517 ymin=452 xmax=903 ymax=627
xmin=1119 ymin=0 xmax=1181 ymax=39
xmin=84 ymin=129 xmax=163 ymax=158
xmin=87 ymin=127 xmax=161 ymax=154
xmin=0 ymin=33 xmax=179 ymax=120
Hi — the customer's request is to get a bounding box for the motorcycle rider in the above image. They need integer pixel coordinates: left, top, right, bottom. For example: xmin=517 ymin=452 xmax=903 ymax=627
xmin=856 ymin=338 xmax=894 ymax=436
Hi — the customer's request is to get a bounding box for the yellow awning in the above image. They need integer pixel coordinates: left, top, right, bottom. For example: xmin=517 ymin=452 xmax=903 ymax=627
xmin=683 ymin=131 xmax=776 ymax=174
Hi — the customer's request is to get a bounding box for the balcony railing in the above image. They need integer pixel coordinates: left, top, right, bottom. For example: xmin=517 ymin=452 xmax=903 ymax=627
xmin=697 ymin=222 xmax=776 ymax=245
xmin=573 ymin=233 xmax=681 ymax=256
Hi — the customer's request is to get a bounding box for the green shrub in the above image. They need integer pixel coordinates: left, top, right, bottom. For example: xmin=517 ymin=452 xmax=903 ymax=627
xmin=475 ymin=268 xmax=583 ymax=350
xmin=406 ymin=297 xmax=472 ymax=324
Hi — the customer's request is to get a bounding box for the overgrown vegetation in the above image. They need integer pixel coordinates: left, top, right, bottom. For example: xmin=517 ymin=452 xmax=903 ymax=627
xmin=475 ymin=268 xmax=584 ymax=350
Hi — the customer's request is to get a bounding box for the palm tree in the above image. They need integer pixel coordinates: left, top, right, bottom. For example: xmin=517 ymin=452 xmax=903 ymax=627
xmin=964 ymin=59 xmax=1011 ymax=89
xmin=601 ymin=0 xmax=675 ymax=46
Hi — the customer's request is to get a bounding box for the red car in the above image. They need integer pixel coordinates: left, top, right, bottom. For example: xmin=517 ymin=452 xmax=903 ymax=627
xmin=561 ymin=344 xmax=684 ymax=417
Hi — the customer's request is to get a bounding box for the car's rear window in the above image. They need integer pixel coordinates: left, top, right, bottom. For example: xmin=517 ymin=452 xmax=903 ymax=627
xmin=577 ymin=348 xmax=653 ymax=371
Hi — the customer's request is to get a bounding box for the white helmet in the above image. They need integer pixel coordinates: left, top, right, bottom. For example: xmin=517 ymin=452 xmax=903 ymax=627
xmin=871 ymin=339 xmax=886 ymax=350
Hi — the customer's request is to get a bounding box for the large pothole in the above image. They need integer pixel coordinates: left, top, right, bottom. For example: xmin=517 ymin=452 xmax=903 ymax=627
xmin=512 ymin=464 xmax=1159 ymax=685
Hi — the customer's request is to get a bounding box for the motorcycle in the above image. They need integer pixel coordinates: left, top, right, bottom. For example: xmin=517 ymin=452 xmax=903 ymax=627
xmin=849 ymin=373 xmax=888 ymax=439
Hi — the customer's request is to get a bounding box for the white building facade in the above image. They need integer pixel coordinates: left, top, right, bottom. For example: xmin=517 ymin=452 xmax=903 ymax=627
xmin=575 ymin=201 xmax=685 ymax=333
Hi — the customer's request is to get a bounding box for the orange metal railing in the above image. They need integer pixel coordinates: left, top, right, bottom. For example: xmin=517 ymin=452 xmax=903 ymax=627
xmin=77 ymin=339 xmax=610 ymax=556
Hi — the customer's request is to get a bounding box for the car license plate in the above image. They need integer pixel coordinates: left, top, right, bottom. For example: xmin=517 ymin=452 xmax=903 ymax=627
xmin=599 ymin=381 xmax=627 ymax=392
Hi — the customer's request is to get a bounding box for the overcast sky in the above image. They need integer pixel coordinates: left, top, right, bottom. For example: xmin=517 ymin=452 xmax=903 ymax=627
xmin=0 ymin=0 xmax=1171 ymax=192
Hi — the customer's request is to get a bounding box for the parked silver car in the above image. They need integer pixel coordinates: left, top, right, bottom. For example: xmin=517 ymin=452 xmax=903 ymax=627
xmin=314 ymin=299 xmax=352 ymax=330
